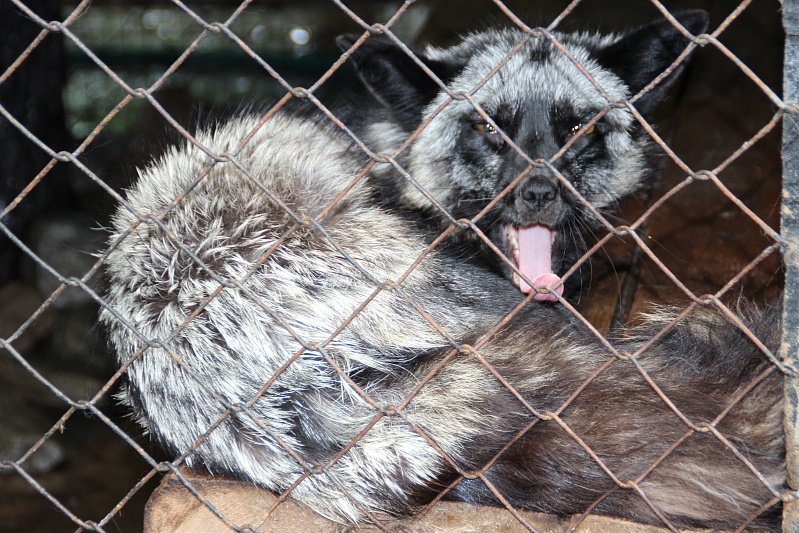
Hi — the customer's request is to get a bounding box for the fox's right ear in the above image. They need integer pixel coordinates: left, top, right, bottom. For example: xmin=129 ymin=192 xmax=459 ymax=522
xmin=595 ymin=10 xmax=709 ymax=116
xmin=337 ymin=34 xmax=459 ymax=130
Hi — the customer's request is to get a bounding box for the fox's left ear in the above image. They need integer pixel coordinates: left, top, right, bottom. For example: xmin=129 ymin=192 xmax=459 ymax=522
xmin=595 ymin=10 xmax=709 ymax=116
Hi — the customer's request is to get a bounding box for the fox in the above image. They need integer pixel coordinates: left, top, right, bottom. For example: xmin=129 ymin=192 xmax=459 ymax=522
xmin=100 ymin=10 xmax=785 ymax=531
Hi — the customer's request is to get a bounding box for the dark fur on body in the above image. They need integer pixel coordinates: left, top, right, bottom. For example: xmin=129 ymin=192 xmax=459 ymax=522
xmin=101 ymin=12 xmax=785 ymax=531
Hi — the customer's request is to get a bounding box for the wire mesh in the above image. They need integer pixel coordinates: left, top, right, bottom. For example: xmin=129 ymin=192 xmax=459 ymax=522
xmin=0 ymin=0 xmax=795 ymax=532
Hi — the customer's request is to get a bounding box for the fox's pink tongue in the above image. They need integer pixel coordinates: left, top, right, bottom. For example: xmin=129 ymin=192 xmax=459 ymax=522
xmin=517 ymin=225 xmax=563 ymax=302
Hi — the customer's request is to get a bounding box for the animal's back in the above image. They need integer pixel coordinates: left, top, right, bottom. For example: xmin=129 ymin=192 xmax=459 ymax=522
xmin=101 ymin=110 xmax=524 ymax=522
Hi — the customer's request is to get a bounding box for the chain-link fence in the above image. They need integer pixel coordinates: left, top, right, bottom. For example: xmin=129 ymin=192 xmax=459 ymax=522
xmin=0 ymin=0 xmax=796 ymax=531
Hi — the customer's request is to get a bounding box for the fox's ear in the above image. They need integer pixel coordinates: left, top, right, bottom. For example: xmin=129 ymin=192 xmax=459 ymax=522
xmin=596 ymin=10 xmax=709 ymax=116
xmin=337 ymin=34 xmax=460 ymax=130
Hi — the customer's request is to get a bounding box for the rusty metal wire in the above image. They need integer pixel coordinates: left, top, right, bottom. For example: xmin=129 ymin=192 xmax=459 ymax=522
xmin=0 ymin=1 xmax=796 ymax=532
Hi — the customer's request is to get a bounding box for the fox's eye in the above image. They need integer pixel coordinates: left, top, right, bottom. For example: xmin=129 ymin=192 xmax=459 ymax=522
xmin=472 ymin=122 xmax=498 ymax=134
xmin=570 ymin=122 xmax=596 ymax=136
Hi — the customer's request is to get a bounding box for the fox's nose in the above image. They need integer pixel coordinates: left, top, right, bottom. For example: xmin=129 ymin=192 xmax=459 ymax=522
xmin=519 ymin=177 xmax=558 ymax=212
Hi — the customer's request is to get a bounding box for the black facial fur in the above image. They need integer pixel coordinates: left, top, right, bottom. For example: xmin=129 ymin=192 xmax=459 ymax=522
xmin=340 ymin=12 xmax=709 ymax=299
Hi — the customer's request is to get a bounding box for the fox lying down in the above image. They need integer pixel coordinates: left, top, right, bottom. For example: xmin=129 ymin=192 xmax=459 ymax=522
xmin=101 ymin=10 xmax=786 ymax=530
